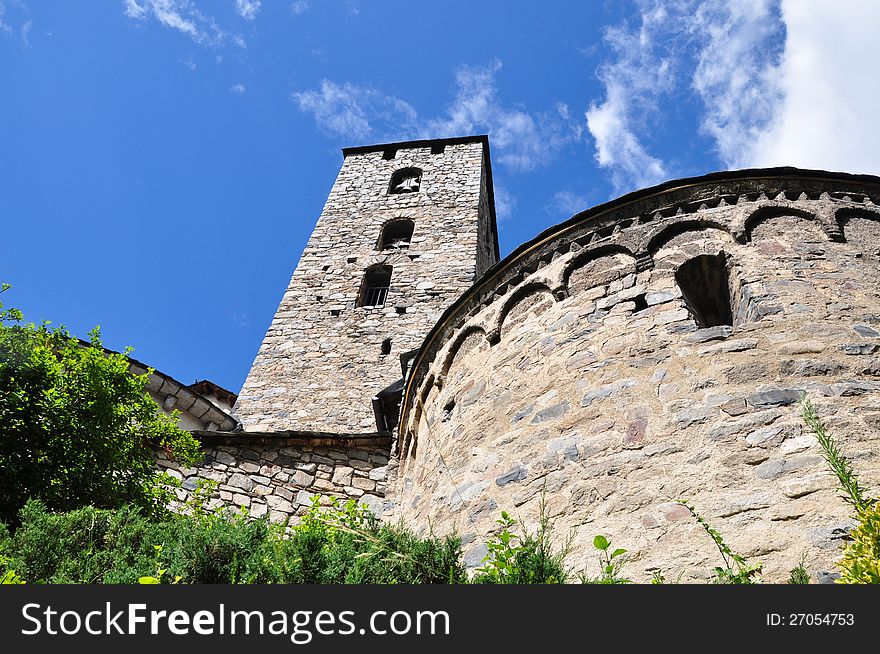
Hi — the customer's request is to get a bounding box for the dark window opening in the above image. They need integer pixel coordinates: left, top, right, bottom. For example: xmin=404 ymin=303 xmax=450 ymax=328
xmin=632 ymin=293 xmax=648 ymax=312
xmin=389 ymin=167 xmax=422 ymax=194
xmin=382 ymin=148 xmax=397 ymax=160
xmin=441 ymin=398 xmax=456 ymax=422
xmin=347 ymin=256 xmax=357 ymax=263
xmin=330 ymin=309 xmax=341 ymax=317
xmin=315 ymin=295 xmax=323 ymax=302
xmin=431 ymin=144 xmax=445 ymax=155
xmin=395 ymin=306 xmax=407 ymax=314
xmin=675 ymin=253 xmax=733 ymax=328
xmin=377 ymin=219 xmax=415 ymax=250
xmin=358 ymin=265 xmax=393 ymax=308
xmin=381 ymin=338 xmax=392 ymax=355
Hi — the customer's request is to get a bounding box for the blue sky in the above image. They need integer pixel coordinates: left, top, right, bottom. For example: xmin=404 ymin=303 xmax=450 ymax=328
xmin=2 ymin=1 xmax=879 ymax=393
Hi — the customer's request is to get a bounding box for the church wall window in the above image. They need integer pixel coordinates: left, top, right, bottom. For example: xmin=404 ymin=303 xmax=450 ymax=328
xmin=389 ymin=167 xmax=422 ymax=194
xmin=358 ymin=265 xmax=393 ymax=308
xmin=675 ymin=253 xmax=734 ymax=328
xmin=377 ymin=219 xmax=415 ymax=250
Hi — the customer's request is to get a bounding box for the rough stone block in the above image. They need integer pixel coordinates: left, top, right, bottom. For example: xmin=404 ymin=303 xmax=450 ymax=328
xmin=683 ymin=325 xmax=732 ymax=343
xmin=495 ymin=466 xmax=528 ymax=486
xmin=747 ymin=388 xmax=802 ymax=407
xmin=227 ymin=473 xmax=254 ymax=492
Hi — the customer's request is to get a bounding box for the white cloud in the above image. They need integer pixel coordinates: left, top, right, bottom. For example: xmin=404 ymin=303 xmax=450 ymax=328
xmin=0 ymin=11 xmax=8 ymax=36
xmin=230 ymin=82 xmax=246 ymax=94
xmin=290 ymin=0 xmax=309 ymax=15
xmin=294 ymin=60 xmax=581 ymax=175
xmin=588 ymin=0 xmax=880 ymax=188
xmin=585 ymin=2 xmax=683 ymax=193
xmin=422 ymin=60 xmax=582 ymax=172
xmin=688 ymin=0 xmax=784 ymax=168
xmin=292 ymin=80 xmax=418 ymax=141
xmin=235 ymin=0 xmax=260 ymax=21
xmin=586 ymin=95 xmax=666 ymax=194
xmin=493 ymin=184 xmax=517 ymax=224
xmin=123 ymin=0 xmax=230 ymax=47
xmin=178 ymin=53 xmax=196 ymax=70
xmin=586 ymin=1 xmax=786 ymax=191
xmin=1 ymin=0 xmax=31 ymax=42
xmin=748 ymin=0 xmax=880 ymax=175
xmin=549 ymin=190 xmax=592 ymax=218
xmin=123 ymin=0 xmax=148 ymax=20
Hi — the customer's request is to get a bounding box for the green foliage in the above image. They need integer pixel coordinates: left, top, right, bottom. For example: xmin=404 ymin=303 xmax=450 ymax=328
xmin=0 ymin=284 xmax=23 ymax=323
xmin=270 ymin=496 xmax=466 ymax=584
xmin=2 ymin=498 xmax=466 ymax=584
xmin=788 ymin=555 xmax=810 ymax=584
xmin=0 ymin=569 xmax=24 ymax=584
xmin=677 ymin=500 xmax=761 ymax=584
xmin=801 ymin=397 xmax=870 ymax=513
xmin=0 ymin=286 xmax=200 ymax=524
xmin=801 ymin=397 xmax=880 ymax=584
xmin=836 ymin=502 xmax=880 ymax=583
xmin=137 ymin=545 xmax=182 ymax=584
xmin=471 ymin=508 xmax=569 ymax=584
xmin=0 ymin=522 xmax=23 ymax=584
xmin=580 ymin=534 xmax=631 ymax=584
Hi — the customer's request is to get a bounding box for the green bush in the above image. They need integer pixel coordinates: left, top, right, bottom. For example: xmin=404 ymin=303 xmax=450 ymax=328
xmin=580 ymin=534 xmax=631 ymax=584
xmin=266 ymin=497 xmax=466 ymax=584
xmin=471 ymin=510 xmax=568 ymax=584
xmin=836 ymin=502 xmax=880 ymax=584
xmin=801 ymin=397 xmax=880 ymax=584
xmin=0 ymin=285 xmax=200 ymax=525
xmin=2 ymin=498 xmax=466 ymax=584
xmin=788 ymin=556 xmax=810 ymax=584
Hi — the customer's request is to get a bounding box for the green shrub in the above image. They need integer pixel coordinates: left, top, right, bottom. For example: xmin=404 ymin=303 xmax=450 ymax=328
xmin=801 ymin=397 xmax=880 ymax=584
xmin=836 ymin=502 xmax=880 ymax=584
xmin=7 ymin=500 xmax=272 ymax=583
xmin=4 ymin=497 xmax=466 ymax=584
xmin=580 ymin=534 xmax=631 ymax=584
xmin=0 ymin=285 xmax=200 ymax=525
xmin=471 ymin=510 xmax=569 ymax=584
xmin=270 ymin=497 xmax=466 ymax=584
xmin=788 ymin=556 xmax=810 ymax=584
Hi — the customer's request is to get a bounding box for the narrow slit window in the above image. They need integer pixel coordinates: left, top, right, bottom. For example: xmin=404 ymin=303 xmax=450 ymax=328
xmin=377 ymin=219 xmax=415 ymax=250
xmin=358 ymin=265 xmax=393 ymax=308
xmin=675 ymin=253 xmax=733 ymax=327
xmin=389 ymin=167 xmax=422 ymax=194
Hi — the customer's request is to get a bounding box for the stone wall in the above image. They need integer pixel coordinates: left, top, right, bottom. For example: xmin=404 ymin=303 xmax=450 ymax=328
xmin=158 ymin=433 xmax=391 ymax=521
xmin=235 ymin=137 xmax=498 ymax=434
xmin=394 ymin=171 xmax=880 ymax=581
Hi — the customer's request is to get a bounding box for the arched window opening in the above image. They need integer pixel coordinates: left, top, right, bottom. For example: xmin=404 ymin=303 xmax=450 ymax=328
xmin=377 ymin=219 xmax=415 ymax=251
xmin=358 ymin=265 xmax=393 ymax=308
xmin=389 ymin=167 xmax=422 ymax=194
xmin=675 ymin=253 xmax=733 ymax=328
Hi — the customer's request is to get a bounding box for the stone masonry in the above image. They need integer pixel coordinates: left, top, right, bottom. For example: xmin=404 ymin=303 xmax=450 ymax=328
xmin=235 ymin=136 xmax=499 ymax=433
xmin=155 ymin=139 xmax=880 ymax=583
xmin=159 ymin=432 xmax=391 ymax=521
xmin=394 ymin=170 xmax=880 ymax=582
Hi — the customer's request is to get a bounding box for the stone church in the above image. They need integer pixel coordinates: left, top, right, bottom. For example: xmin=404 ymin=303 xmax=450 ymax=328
xmin=152 ymin=134 xmax=880 ymax=582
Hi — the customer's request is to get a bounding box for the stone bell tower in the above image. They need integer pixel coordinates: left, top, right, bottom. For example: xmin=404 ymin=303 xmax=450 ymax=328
xmin=234 ymin=135 xmax=499 ymax=434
